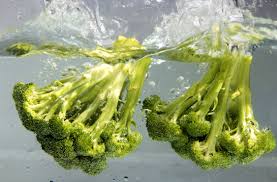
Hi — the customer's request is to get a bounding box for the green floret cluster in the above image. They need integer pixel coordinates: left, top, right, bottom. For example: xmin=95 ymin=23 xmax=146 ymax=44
xmin=13 ymin=57 xmax=151 ymax=175
xmin=143 ymin=52 xmax=276 ymax=169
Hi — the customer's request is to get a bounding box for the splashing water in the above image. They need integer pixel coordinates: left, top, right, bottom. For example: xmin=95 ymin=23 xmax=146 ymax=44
xmin=143 ymin=0 xmax=244 ymax=48
xmin=0 ymin=0 xmax=112 ymax=51
xmin=0 ymin=0 xmax=276 ymax=53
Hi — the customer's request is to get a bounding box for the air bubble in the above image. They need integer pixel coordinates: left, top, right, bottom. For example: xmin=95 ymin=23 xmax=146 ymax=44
xmin=82 ymin=62 xmax=93 ymax=69
xmin=123 ymin=176 xmax=129 ymax=182
xmin=177 ymin=76 xmax=184 ymax=82
xmin=152 ymin=59 xmax=165 ymax=65
xmin=148 ymin=81 xmax=156 ymax=87
xmin=17 ymin=11 xmax=23 ymax=20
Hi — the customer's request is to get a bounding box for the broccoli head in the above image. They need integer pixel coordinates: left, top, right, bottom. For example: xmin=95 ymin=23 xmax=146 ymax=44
xmin=143 ymin=53 xmax=276 ymax=169
xmin=13 ymin=57 xmax=151 ymax=175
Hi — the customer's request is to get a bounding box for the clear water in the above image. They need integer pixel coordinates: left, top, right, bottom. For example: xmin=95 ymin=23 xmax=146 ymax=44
xmin=0 ymin=0 xmax=277 ymax=181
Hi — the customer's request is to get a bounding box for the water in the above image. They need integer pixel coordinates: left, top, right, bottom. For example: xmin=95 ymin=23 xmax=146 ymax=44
xmin=143 ymin=0 xmax=243 ymax=47
xmin=0 ymin=0 xmax=277 ymax=181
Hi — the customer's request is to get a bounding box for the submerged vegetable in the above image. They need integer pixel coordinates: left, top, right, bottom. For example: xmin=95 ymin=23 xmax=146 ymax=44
xmin=7 ymin=36 xmax=146 ymax=64
xmin=13 ymin=52 xmax=151 ymax=175
xmin=143 ymin=51 xmax=275 ymax=169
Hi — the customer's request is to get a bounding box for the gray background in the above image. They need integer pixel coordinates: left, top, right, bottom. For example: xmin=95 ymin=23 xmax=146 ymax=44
xmin=0 ymin=1 xmax=277 ymax=182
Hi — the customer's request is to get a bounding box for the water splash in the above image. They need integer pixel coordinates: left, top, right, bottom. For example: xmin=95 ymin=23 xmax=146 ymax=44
xmin=143 ymin=0 xmax=243 ymax=48
xmin=0 ymin=0 xmax=115 ymax=52
xmin=0 ymin=0 xmax=277 ymax=67
xmin=0 ymin=0 xmax=176 ymax=52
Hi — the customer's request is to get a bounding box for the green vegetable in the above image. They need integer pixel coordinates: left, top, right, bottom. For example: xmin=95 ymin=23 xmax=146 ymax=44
xmin=13 ymin=56 xmax=151 ymax=175
xmin=6 ymin=36 xmax=146 ymax=64
xmin=143 ymin=52 xmax=275 ymax=169
xmin=11 ymin=22 xmax=276 ymax=174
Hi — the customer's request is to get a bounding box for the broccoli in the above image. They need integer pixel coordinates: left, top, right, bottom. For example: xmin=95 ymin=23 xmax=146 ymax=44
xmin=6 ymin=36 xmax=147 ymax=64
xmin=13 ymin=57 xmax=151 ymax=175
xmin=10 ymin=23 xmax=276 ymax=174
xmin=143 ymin=52 xmax=276 ymax=169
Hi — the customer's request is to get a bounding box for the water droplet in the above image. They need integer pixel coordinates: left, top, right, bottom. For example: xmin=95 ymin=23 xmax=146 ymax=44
xmin=175 ymin=89 xmax=180 ymax=96
xmin=82 ymin=62 xmax=93 ymax=69
xmin=27 ymin=148 xmax=35 ymax=153
xmin=123 ymin=176 xmax=129 ymax=182
xmin=169 ymin=88 xmax=181 ymax=96
xmin=271 ymin=45 xmax=277 ymax=50
xmin=50 ymin=9 xmax=56 ymax=15
xmin=10 ymin=123 xmax=15 ymax=128
xmin=177 ymin=76 xmax=184 ymax=82
xmin=152 ymin=59 xmax=165 ymax=65
xmin=145 ymin=0 xmax=151 ymax=5
xmin=170 ymin=88 xmax=176 ymax=93
xmin=197 ymin=63 xmax=208 ymax=74
xmin=17 ymin=12 xmax=22 ymax=20
xmin=148 ymin=81 xmax=156 ymax=87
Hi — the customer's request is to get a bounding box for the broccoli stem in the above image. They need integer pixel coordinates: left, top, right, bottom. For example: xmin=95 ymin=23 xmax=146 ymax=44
xmin=205 ymin=57 xmax=237 ymax=155
xmin=78 ymin=78 xmax=112 ymax=104
xmin=89 ymin=71 xmax=128 ymax=140
xmin=243 ymin=57 xmax=257 ymax=125
xmin=32 ymin=64 xmax=119 ymax=121
xmin=162 ymin=62 xmax=220 ymax=123
xmin=193 ymin=65 xmax=226 ymax=118
xmin=235 ymin=55 xmax=257 ymax=131
xmin=72 ymin=64 xmax=128 ymax=125
xmin=237 ymin=58 xmax=248 ymax=131
xmin=164 ymin=62 xmax=220 ymax=114
xmin=118 ymin=58 xmax=151 ymax=131
xmin=72 ymin=94 xmax=106 ymax=124
xmin=43 ymin=82 xmax=93 ymax=120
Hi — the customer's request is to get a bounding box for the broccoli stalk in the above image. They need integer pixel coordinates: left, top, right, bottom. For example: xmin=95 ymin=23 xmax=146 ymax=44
xmin=219 ymin=56 xmax=276 ymax=163
xmin=143 ymin=53 xmax=276 ymax=169
xmin=6 ymin=36 xmax=147 ymax=64
xmin=191 ymin=56 xmax=237 ymax=169
xmin=13 ymin=57 xmax=151 ymax=175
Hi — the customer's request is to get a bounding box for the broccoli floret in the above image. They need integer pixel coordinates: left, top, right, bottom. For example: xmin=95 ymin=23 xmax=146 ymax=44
xmin=13 ymin=57 xmax=151 ymax=175
xmin=54 ymin=155 xmax=107 ymax=175
xmin=6 ymin=42 xmax=35 ymax=56
xmin=145 ymin=110 xmax=183 ymax=141
xmin=171 ymin=135 xmax=190 ymax=159
xmin=143 ymin=53 xmax=276 ymax=169
xmin=143 ymin=60 xmax=221 ymax=142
